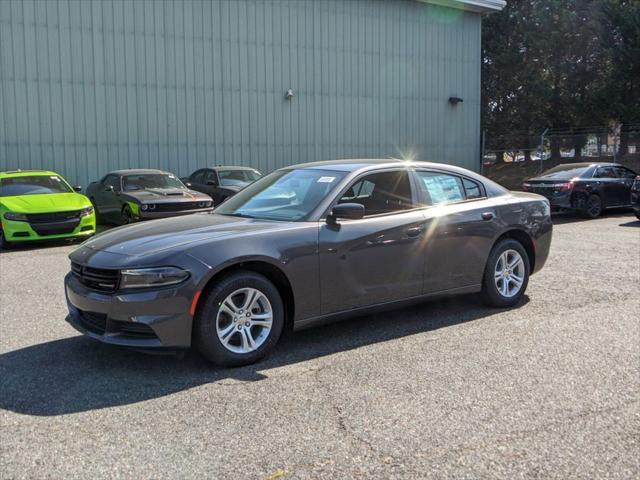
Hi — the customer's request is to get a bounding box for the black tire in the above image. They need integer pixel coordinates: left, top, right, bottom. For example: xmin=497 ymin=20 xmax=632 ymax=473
xmin=121 ymin=205 xmax=135 ymax=225
xmin=194 ymin=271 xmax=285 ymax=367
xmin=0 ymin=227 xmax=11 ymax=250
xmin=481 ymin=238 xmax=530 ymax=308
xmin=583 ymin=194 xmax=603 ymax=219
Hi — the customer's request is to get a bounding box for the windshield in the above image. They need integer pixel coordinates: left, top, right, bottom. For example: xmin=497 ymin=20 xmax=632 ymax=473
xmin=218 ymin=169 xmax=262 ymax=187
xmin=539 ymin=165 xmax=590 ymax=179
xmin=215 ymin=168 xmax=347 ymax=221
xmin=123 ymin=173 xmax=186 ymax=191
xmin=0 ymin=175 xmax=72 ymax=196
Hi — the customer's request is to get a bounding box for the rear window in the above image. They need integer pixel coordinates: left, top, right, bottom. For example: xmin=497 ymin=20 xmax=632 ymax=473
xmin=0 ymin=175 xmax=72 ymax=196
xmin=539 ymin=165 xmax=589 ymax=179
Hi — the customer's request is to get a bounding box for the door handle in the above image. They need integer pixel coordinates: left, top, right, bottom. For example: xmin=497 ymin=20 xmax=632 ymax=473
xmin=406 ymin=226 xmax=423 ymax=238
xmin=481 ymin=212 xmax=494 ymax=221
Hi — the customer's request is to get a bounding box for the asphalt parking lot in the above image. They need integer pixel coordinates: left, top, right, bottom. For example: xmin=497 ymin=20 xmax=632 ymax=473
xmin=1 ymin=213 xmax=639 ymax=479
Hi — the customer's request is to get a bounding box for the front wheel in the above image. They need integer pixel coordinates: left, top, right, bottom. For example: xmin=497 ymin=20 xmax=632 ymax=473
xmin=0 ymin=227 xmax=12 ymax=250
xmin=194 ymin=271 xmax=284 ymax=367
xmin=481 ymin=239 xmax=530 ymax=308
xmin=121 ymin=205 xmax=135 ymax=225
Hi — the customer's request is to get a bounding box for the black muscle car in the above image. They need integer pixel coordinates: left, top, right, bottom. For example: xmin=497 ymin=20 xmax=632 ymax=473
xmin=65 ymin=159 xmax=552 ymax=367
xmin=183 ymin=166 xmax=262 ymax=205
xmin=522 ymin=162 xmax=637 ymax=218
xmin=86 ymin=169 xmax=213 ymax=225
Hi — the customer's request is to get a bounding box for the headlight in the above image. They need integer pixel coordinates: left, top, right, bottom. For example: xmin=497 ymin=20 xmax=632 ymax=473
xmin=120 ymin=267 xmax=190 ymax=289
xmin=205 ymin=201 xmax=212 ymax=207
xmin=197 ymin=201 xmax=205 ymax=208
xmin=79 ymin=206 xmax=94 ymax=217
xmin=141 ymin=204 xmax=148 ymax=211
xmin=4 ymin=212 xmax=28 ymax=222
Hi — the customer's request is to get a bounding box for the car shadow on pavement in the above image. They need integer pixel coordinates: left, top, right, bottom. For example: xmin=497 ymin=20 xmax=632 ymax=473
xmin=618 ymin=219 xmax=639 ymax=227
xmin=0 ymin=294 xmax=528 ymax=417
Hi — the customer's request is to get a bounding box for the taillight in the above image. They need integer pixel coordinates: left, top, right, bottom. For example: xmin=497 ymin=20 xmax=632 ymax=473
xmin=557 ymin=181 xmax=574 ymax=192
xmin=522 ymin=183 xmax=530 ymax=191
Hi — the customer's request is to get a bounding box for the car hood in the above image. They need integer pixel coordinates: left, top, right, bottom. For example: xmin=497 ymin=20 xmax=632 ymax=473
xmin=0 ymin=193 xmax=91 ymax=213
xmin=124 ymin=188 xmax=211 ymax=202
xmin=80 ymin=213 xmax=295 ymax=257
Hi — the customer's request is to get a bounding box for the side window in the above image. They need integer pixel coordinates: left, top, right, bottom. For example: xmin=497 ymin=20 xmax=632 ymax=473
xmin=615 ymin=167 xmax=636 ymax=179
xmin=462 ymin=178 xmax=484 ymax=200
xmin=595 ymin=167 xmax=616 ymax=178
xmin=103 ymin=175 xmax=120 ymax=191
xmin=416 ymin=172 xmax=465 ymax=206
xmin=338 ymin=170 xmax=414 ymax=216
xmin=191 ymin=170 xmax=204 ymax=183
xmin=203 ymin=170 xmax=217 ymax=183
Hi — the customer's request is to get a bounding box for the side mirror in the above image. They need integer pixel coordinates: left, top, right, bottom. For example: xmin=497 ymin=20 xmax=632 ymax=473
xmin=104 ymin=185 xmax=114 ymax=192
xmin=73 ymin=185 xmax=82 ymax=192
xmin=206 ymin=180 xmax=218 ymax=186
xmin=184 ymin=182 xmax=192 ymax=188
xmin=328 ymin=203 xmax=365 ymax=222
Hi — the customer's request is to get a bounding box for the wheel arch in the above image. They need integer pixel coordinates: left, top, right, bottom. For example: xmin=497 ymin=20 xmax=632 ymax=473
xmin=492 ymin=228 xmax=536 ymax=272
xmin=195 ymin=260 xmax=296 ymax=332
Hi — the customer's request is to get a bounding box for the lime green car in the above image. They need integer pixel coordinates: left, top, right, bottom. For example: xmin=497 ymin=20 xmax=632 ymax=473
xmin=0 ymin=170 xmax=96 ymax=248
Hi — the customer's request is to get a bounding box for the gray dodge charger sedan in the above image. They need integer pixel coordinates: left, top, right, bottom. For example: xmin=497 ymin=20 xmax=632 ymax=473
xmin=65 ymin=160 xmax=552 ymax=366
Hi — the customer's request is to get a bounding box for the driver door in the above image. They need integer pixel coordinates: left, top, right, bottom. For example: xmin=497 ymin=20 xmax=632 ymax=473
xmin=96 ymin=174 xmax=121 ymax=222
xmin=318 ymin=169 xmax=426 ymax=315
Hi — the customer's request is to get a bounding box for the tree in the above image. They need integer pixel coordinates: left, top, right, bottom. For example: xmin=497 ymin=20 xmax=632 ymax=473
xmin=481 ymin=0 xmax=640 ymax=159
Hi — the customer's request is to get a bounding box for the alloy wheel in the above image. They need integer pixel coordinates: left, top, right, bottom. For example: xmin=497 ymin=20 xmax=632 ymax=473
xmin=216 ymin=287 xmax=273 ymax=354
xmin=494 ymin=249 xmax=525 ymax=298
xmin=587 ymin=195 xmax=602 ymax=218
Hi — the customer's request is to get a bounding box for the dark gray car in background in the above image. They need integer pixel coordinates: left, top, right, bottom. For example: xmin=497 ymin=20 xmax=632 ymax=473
xmin=183 ymin=166 xmax=262 ymax=206
xmin=86 ymin=169 xmax=213 ymax=225
xmin=66 ymin=160 xmax=553 ymax=366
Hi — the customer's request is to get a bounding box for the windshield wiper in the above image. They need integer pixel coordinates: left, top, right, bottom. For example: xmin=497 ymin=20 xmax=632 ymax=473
xmin=221 ymin=212 xmax=257 ymax=219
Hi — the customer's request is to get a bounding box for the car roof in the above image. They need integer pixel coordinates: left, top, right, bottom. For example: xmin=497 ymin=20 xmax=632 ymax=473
xmin=551 ymin=162 xmax=622 ymax=169
xmin=108 ymin=169 xmax=174 ymax=176
xmin=0 ymin=169 xmax=61 ymax=178
xmin=211 ymin=166 xmax=260 ymax=171
xmin=283 ymin=158 xmax=485 ymax=176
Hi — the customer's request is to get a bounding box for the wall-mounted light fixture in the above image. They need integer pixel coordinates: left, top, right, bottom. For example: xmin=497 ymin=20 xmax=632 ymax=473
xmin=448 ymin=96 xmax=463 ymax=105
xmin=285 ymin=89 xmax=294 ymax=100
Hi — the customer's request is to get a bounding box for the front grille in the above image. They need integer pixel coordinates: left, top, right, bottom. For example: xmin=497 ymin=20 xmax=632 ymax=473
xmin=78 ymin=310 xmax=108 ymax=335
xmin=153 ymin=202 xmax=205 ymax=212
xmin=111 ymin=320 xmax=157 ymax=339
xmin=30 ymin=221 xmax=79 ymax=236
xmin=71 ymin=262 xmax=119 ymax=292
xmin=77 ymin=311 xmax=158 ymax=340
xmin=27 ymin=210 xmax=81 ymax=223
xmin=25 ymin=210 xmax=82 ymax=236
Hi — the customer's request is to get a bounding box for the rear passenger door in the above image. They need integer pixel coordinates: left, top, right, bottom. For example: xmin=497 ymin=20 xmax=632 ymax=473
xmin=413 ymin=170 xmax=500 ymax=293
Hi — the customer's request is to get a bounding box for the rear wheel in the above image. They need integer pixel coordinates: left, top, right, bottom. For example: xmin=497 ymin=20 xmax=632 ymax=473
xmin=194 ymin=271 xmax=284 ymax=367
xmin=481 ymin=239 xmax=530 ymax=308
xmin=584 ymin=194 xmax=602 ymax=219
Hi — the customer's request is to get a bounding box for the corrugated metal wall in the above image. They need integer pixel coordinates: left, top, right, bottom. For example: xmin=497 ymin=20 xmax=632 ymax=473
xmin=0 ymin=0 xmax=481 ymax=186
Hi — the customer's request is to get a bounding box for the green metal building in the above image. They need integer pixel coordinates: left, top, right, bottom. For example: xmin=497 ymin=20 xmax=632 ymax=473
xmin=0 ymin=0 xmax=504 ymax=186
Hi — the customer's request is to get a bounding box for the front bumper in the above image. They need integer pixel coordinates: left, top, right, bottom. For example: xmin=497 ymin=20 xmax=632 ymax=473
xmin=64 ymin=272 xmax=195 ymax=348
xmin=2 ymin=213 xmax=96 ymax=242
